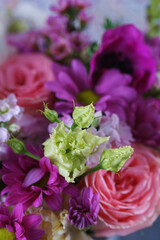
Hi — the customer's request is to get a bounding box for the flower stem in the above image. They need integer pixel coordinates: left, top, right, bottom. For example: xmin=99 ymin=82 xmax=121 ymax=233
xmin=24 ymin=151 xmax=41 ymax=161
xmin=57 ymin=119 xmax=70 ymax=130
xmin=79 ymin=163 xmax=102 ymax=180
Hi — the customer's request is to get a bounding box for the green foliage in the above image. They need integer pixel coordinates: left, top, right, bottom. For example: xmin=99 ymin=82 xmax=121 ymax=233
xmin=147 ymin=0 xmax=160 ymax=37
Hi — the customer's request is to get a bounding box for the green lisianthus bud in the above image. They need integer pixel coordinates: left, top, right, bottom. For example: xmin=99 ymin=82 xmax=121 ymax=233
xmin=0 ymin=228 xmax=15 ymax=240
xmin=72 ymin=103 xmax=95 ymax=128
xmin=100 ymin=146 xmax=134 ymax=172
xmin=42 ymin=105 xmax=58 ymax=123
xmin=7 ymin=138 xmax=26 ymax=154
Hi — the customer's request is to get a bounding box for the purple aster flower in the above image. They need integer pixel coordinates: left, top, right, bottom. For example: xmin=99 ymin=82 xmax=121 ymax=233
xmin=0 ymin=204 xmax=44 ymax=240
xmin=68 ymin=187 xmax=100 ymax=229
xmin=127 ymin=97 xmax=160 ymax=148
xmin=46 ymin=59 xmax=137 ymax=120
xmin=1 ymin=147 xmax=79 ymax=211
xmin=90 ymin=24 xmax=157 ymax=94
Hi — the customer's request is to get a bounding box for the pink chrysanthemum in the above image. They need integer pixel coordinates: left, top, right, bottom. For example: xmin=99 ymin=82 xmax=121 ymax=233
xmin=1 ymin=147 xmax=79 ymax=211
xmin=68 ymin=187 xmax=100 ymax=229
xmin=45 ymin=59 xmax=137 ymax=120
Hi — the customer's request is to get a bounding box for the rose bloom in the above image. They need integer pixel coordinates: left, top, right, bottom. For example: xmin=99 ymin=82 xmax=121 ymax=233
xmin=90 ymin=24 xmax=156 ymax=94
xmin=83 ymin=144 xmax=160 ymax=237
xmin=0 ymin=53 xmax=55 ymax=109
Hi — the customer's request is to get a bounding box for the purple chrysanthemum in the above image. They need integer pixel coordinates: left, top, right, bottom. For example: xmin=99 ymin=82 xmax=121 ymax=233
xmin=68 ymin=187 xmax=100 ymax=229
xmin=127 ymin=97 xmax=160 ymax=148
xmin=1 ymin=147 xmax=79 ymax=211
xmin=46 ymin=59 xmax=137 ymax=120
xmin=0 ymin=204 xmax=44 ymax=240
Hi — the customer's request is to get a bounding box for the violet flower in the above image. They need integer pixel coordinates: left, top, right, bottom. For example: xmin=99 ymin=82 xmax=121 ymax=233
xmin=0 ymin=204 xmax=44 ymax=240
xmin=68 ymin=187 xmax=100 ymax=229
xmin=46 ymin=59 xmax=137 ymax=120
xmin=1 ymin=147 xmax=79 ymax=211
xmin=127 ymin=97 xmax=160 ymax=148
xmin=90 ymin=24 xmax=157 ymax=94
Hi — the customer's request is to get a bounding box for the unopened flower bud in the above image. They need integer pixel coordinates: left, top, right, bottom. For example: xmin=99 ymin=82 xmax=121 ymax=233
xmin=8 ymin=123 xmax=21 ymax=133
xmin=7 ymin=138 xmax=26 ymax=154
xmin=42 ymin=105 xmax=58 ymax=123
xmin=100 ymin=146 xmax=133 ymax=172
xmin=72 ymin=103 xmax=95 ymax=128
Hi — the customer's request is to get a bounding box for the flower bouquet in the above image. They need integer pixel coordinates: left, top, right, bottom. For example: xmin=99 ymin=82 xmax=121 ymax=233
xmin=0 ymin=0 xmax=160 ymax=239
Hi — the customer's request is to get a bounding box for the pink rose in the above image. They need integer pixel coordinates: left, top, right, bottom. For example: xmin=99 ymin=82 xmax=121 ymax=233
xmin=83 ymin=144 xmax=160 ymax=237
xmin=0 ymin=53 xmax=55 ymax=109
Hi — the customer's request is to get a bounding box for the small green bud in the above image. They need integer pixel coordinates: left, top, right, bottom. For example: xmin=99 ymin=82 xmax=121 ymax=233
xmin=42 ymin=104 xmax=58 ymax=123
xmin=72 ymin=103 xmax=95 ymax=128
xmin=0 ymin=228 xmax=15 ymax=240
xmin=8 ymin=20 xmax=27 ymax=33
xmin=100 ymin=146 xmax=134 ymax=172
xmin=7 ymin=138 xmax=26 ymax=154
xmin=8 ymin=123 xmax=21 ymax=133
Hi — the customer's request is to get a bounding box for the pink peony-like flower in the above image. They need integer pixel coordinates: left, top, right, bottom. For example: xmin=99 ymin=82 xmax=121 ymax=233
xmin=90 ymin=24 xmax=157 ymax=94
xmin=0 ymin=53 xmax=55 ymax=109
xmin=83 ymin=144 xmax=160 ymax=237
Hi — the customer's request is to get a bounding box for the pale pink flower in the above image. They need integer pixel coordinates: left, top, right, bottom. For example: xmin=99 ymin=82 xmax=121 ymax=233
xmin=83 ymin=144 xmax=160 ymax=237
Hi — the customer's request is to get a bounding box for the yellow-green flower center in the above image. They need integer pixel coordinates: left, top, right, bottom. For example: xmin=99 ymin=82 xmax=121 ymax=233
xmin=0 ymin=228 xmax=15 ymax=240
xmin=77 ymin=90 xmax=100 ymax=105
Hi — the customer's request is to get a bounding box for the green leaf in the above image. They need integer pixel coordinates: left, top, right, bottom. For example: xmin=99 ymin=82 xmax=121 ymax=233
xmin=0 ymin=228 xmax=15 ymax=240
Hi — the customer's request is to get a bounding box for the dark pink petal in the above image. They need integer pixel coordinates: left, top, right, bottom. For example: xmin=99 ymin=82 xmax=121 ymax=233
xmin=63 ymin=184 xmax=79 ymax=197
xmin=11 ymin=203 xmax=23 ymax=223
xmin=22 ymin=214 xmax=42 ymax=229
xmin=45 ymin=193 xmax=62 ymax=211
xmin=0 ymin=205 xmax=10 ymax=217
xmin=0 ymin=214 xmax=10 ymax=228
xmin=6 ymin=224 xmax=14 ymax=233
xmin=47 ymin=171 xmax=58 ymax=185
xmin=32 ymin=192 xmax=43 ymax=207
xmin=25 ymin=229 xmax=44 ymax=240
xmin=58 ymin=71 xmax=79 ymax=94
xmin=71 ymin=59 xmax=89 ymax=89
xmin=14 ymin=222 xmax=25 ymax=239
xmin=22 ymin=168 xmax=45 ymax=188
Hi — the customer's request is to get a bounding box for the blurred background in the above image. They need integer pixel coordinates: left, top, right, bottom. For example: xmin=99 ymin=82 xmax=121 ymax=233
xmin=0 ymin=0 xmax=160 ymax=240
